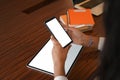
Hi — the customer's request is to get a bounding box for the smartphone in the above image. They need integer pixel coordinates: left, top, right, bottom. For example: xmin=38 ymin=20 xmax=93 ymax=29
xmin=74 ymin=0 xmax=104 ymax=16
xmin=45 ymin=17 xmax=72 ymax=48
xmin=80 ymin=0 xmax=103 ymax=8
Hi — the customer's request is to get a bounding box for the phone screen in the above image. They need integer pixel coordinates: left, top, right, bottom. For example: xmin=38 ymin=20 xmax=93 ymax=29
xmin=45 ymin=17 xmax=72 ymax=47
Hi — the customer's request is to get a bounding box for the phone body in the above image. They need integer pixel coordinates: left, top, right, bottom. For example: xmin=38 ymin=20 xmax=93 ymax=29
xmin=79 ymin=0 xmax=103 ymax=8
xmin=45 ymin=17 xmax=72 ymax=48
xmin=74 ymin=0 xmax=104 ymax=16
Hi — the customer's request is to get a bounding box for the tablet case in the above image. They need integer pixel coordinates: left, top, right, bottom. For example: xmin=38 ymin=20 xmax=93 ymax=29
xmin=27 ymin=39 xmax=82 ymax=75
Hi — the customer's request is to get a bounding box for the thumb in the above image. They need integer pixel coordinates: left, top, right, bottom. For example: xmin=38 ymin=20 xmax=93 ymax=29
xmin=50 ymin=35 xmax=58 ymax=45
xmin=66 ymin=44 xmax=71 ymax=50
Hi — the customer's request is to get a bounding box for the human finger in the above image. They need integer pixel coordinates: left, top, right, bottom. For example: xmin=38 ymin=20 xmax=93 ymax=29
xmin=50 ymin=35 xmax=59 ymax=45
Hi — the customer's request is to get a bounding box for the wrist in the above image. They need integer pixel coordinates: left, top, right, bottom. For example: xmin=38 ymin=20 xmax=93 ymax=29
xmin=54 ymin=64 xmax=65 ymax=77
xmin=80 ymin=35 xmax=99 ymax=48
xmin=86 ymin=36 xmax=99 ymax=48
xmin=80 ymin=35 xmax=90 ymax=47
xmin=87 ymin=36 xmax=93 ymax=47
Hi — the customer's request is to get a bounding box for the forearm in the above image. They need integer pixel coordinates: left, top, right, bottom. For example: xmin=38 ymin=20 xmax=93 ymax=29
xmin=90 ymin=36 xmax=105 ymax=51
xmin=81 ymin=35 xmax=99 ymax=48
xmin=54 ymin=64 xmax=68 ymax=80
xmin=54 ymin=64 xmax=65 ymax=77
xmin=82 ymin=36 xmax=105 ymax=50
xmin=87 ymin=36 xmax=99 ymax=48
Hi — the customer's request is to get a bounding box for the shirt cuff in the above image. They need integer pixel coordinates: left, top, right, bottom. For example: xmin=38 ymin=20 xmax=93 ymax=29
xmin=54 ymin=76 xmax=68 ymax=80
xmin=98 ymin=37 xmax=105 ymax=51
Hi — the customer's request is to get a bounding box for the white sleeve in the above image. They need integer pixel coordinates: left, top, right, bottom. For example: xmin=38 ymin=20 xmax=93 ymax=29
xmin=98 ymin=37 xmax=105 ymax=51
xmin=54 ymin=76 xmax=68 ymax=80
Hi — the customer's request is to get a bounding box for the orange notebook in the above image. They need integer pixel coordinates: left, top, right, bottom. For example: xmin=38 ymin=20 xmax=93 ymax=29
xmin=59 ymin=14 xmax=94 ymax=32
xmin=59 ymin=14 xmax=67 ymax=25
xmin=67 ymin=9 xmax=95 ymax=27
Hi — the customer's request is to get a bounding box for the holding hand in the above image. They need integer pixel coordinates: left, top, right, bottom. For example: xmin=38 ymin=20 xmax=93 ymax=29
xmin=51 ymin=35 xmax=70 ymax=76
xmin=66 ymin=27 xmax=99 ymax=48
xmin=66 ymin=27 xmax=90 ymax=46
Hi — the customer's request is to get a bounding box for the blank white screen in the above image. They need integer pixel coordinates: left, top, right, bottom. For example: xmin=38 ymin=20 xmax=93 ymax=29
xmin=46 ymin=18 xmax=72 ymax=47
xmin=28 ymin=39 xmax=83 ymax=75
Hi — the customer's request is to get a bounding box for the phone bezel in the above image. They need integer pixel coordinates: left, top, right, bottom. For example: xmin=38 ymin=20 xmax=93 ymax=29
xmin=45 ymin=17 xmax=72 ymax=48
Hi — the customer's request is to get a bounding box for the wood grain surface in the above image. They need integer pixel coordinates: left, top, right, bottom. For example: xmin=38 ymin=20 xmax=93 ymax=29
xmin=0 ymin=0 xmax=105 ymax=80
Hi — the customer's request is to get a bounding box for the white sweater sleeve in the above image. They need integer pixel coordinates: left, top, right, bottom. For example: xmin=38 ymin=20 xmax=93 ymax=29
xmin=54 ymin=76 xmax=68 ymax=80
xmin=98 ymin=37 xmax=105 ymax=51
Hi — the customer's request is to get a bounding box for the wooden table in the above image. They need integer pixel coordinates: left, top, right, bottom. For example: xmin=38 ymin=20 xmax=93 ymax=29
xmin=0 ymin=0 xmax=105 ymax=80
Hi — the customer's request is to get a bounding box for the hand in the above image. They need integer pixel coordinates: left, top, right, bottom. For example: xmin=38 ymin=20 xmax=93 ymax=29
xmin=66 ymin=27 xmax=89 ymax=46
xmin=66 ymin=27 xmax=99 ymax=48
xmin=51 ymin=35 xmax=70 ymax=76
